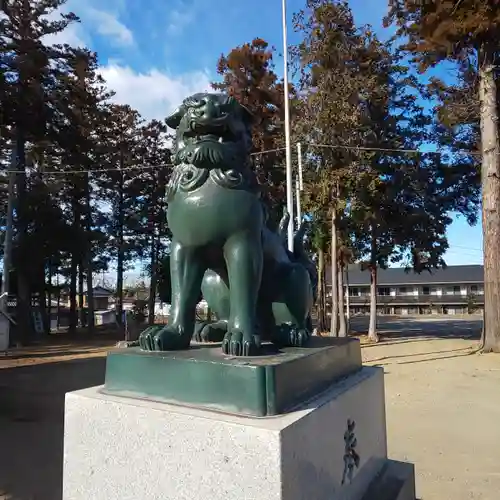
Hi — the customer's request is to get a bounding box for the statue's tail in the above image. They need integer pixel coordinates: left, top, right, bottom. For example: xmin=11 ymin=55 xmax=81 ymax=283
xmin=278 ymin=210 xmax=290 ymax=245
xmin=293 ymin=220 xmax=318 ymax=303
xmin=293 ymin=220 xmax=308 ymax=261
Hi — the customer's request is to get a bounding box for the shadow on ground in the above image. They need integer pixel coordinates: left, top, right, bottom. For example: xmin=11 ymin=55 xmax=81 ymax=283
xmin=349 ymin=315 xmax=482 ymax=343
xmin=0 ymin=357 xmax=106 ymax=500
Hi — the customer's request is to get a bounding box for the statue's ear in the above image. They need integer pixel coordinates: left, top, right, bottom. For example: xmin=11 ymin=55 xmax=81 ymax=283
xmin=165 ymin=105 xmax=185 ymax=129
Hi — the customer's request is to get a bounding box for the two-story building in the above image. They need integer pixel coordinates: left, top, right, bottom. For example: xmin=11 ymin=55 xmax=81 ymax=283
xmin=333 ymin=264 xmax=484 ymax=316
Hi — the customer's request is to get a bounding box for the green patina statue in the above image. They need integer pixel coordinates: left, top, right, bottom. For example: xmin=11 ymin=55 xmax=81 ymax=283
xmin=139 ymin=93 xmax=317 ymax=356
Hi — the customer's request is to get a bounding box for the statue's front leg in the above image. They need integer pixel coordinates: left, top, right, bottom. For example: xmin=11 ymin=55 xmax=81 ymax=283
xmin=140 ymin=240 xmax=205 ymax=351
xmin=222 ymin=231 xmax=263 ymax=356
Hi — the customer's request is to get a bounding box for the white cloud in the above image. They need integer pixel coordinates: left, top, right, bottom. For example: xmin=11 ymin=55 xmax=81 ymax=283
xmin=167 ymin=9 xmax=195 ymax=35
xmin=98 ymin=64 xmax=212 ymax=120
xmin=41 ymin=0 xmax=132 ymax=48
xmin=85 ymin=7 xmax=134 ymax=47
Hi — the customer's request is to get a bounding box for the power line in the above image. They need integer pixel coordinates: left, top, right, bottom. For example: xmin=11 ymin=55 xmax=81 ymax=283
xmin=0 ymin=142 xmax=483 ymax=176
xmin=309 ymin=143 xmax=482 ymax=157
xmin=0 ymin=163 xmax=172 ymax=175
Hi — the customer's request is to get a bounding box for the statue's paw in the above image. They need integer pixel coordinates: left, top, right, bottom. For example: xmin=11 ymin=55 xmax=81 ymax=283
xmin=222 ymin=329 xmax=260 ymax=357
xmin=193 ymin=321 xmax=228 ymax=343
xmin=139 ymin=324 xmax=191 ymax=351
xmin=193 ymin=321 xmax=209 ymax=342
xmin=272 ymin=324 xmax=311 ymax=348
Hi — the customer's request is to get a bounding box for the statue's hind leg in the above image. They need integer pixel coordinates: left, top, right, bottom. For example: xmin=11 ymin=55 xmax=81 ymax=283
xmin=222 ymin=231 xmax=263 ymax=356
xmin=140 ymin=240 xmax=205 ymax=351
xmin=193 ymin=270 xmax=230 ymax=343
xmin=271 ymin=264 xmax=313 ymax=347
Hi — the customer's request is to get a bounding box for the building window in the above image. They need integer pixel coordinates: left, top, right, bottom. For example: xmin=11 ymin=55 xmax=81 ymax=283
xmin=422 ymin=286 xmax=430 ymax=295
xmin=398 ymin=287 xmax=408 ymax=296
xmin=349 ymin=287 xmax=361 ymax=297
xmin=470 ymin=285 xmax=478 ymax=294
xmin=453 ymin=286 xmax=461 ymax=295
xmin=378 ymin=287 xmax=390 ymax=296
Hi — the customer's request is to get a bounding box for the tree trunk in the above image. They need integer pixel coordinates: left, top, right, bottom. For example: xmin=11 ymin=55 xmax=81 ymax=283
xmin=84 ymin=173 xmax=95 ymax=333
xmin=338 ymin=263 xmax=347 ymax=337
xmin=78 ymin=261 xmax=85 ymax=327
xmin=317 ymin=247 xmax=327 ymax=331
xmin=14 ymin=130 xmax=33 ymax=345
xmin=368 ymin=265 xmax=378 ymax=342
xmin=479 ymin=47 xmax=500 ymax=353
xmin=116 ymin=169 xmax=125 ymax=329
xmin=148 ymin=233 xmax=158 ymax=325
xmin=37 ymin=267 xmax=49 ymax=335
xmin=69 ymin=252 xmax=78 ymax=334
xmin=368 ymin=224 xmax=379 ymax=342
xmin=47 ymin=262 xmax=53 ymax=333
xmin=345 ymin=266 xmax=350 ymax=331
xmin=330 ymin=213 xmax=338 ymax=336
xmin=56 ymin=274 xmax=61 ymax=330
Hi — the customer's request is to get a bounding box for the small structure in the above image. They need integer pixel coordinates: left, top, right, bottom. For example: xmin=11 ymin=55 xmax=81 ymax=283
xmin=0 ymin=306 xmax=16 ymax=352
xmin=60 ymin=286 xmax=114 ymax=311
xmin=94 ymin=310 xmax=116 ymax=326
xmin=84 ymin=286 xmax=113 ymax=311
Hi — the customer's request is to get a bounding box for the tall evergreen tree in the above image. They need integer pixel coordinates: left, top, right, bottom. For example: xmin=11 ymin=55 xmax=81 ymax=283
xmin=1 ymin=0 xmax=79 ymax=341
xmin=294 ymin=0 xmax=480 ymax=340
xmin=98 ymin=104 xmax=144 ymax=327
xmin=384 ymin=0 xmax=498 ymax=351
xmin=53 ymin=47 xmax=112 ymax=332
xmin=212 ymin=38 xmax=290 ymax=224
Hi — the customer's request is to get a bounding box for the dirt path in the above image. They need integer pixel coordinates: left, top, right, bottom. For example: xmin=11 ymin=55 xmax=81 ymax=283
xmin=362 ymin=336 xmax=500 ymax=500
xmin=1 ymin=330 xmax=499 ymax=500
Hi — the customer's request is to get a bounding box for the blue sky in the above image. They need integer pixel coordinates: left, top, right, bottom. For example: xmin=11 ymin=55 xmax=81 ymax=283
xmin=53 ymin=0 xmax=483 ymax=270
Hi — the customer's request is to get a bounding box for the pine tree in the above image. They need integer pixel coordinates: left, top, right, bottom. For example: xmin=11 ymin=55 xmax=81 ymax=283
xmin=293 ymin=0 xmax=372 ymax=336
xmin=135 ymin=119 xmax=170 ymax=324
xmin=98 ymin=104 xmax=144 ymax=328
xmin=1 ymin=0 xmax=79 ymax=342
xmin=384 ymin=0 xmax=497 ymax=351
xmin=212 ymin=38 xmax=291 ymax=223
xmin=52 ymin=47 xmax=112 ymax=333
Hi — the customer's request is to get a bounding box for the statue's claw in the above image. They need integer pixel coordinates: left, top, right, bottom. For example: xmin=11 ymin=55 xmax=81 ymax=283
xmin=272 ymin=324 xmax=311 ymax=348
xmin=139 ymin=325 xmax=191 ymax=351
xmin=222 ymin=329 xmax=259 ymax=356
xmin=193 ymin=320 xmax=228 ymax=343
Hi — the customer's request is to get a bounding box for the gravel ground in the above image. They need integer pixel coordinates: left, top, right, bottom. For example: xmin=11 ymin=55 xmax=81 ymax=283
xmin=1 ymin=317 xmax=499 ymax=500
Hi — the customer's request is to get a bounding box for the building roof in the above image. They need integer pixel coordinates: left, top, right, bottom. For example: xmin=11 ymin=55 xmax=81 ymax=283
xmin=331 ymin=264 xmax=484 ymax=286
xmin=83 ymin=286 xmax=113 ymax=297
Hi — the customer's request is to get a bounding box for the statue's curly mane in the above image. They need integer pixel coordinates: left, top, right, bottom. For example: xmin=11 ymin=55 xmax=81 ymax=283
xmin=165 ymin=93 xmax=257 ymax=200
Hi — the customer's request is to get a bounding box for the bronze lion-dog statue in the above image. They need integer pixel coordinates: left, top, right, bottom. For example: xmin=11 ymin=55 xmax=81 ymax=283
xmin=139 ymin=93 xmax=317 ymax=356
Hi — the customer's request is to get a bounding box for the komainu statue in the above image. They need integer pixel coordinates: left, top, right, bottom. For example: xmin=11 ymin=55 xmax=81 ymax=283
xmin=139 ymin=93 xmax=317 ymax=356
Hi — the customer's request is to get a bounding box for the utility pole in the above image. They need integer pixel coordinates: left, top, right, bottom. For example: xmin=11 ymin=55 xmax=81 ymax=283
xmin=2 ymin=147 xmax=17 ymax=301
xmin=0 ymin=147 xmax=17 ymax=351
xmin=295 ymin=177 xmax=302 ymax=227
xmin=282 ymin=0 xmax=294 ymax=252
xmin=296 ymin=142 xmax=303 ymax=228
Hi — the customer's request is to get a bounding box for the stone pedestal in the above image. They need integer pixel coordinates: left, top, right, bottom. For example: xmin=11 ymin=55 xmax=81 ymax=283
xmin=63 ymin=365 xmax=415 ymax=500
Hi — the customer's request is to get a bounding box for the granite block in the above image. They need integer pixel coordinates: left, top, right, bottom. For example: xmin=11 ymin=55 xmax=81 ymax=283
xmin=64 ymin=366 xmax=388 ymax=500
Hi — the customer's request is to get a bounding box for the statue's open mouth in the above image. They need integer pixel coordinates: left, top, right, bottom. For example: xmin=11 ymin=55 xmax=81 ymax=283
xmin=195 ymin=134 xmax=225 ymax=144
xmin=185 ymin=118 xmax=236 ymax=144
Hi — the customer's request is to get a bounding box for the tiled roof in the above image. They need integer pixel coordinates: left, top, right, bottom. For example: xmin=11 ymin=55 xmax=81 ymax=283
xmin=326 ymin=264 xmax=484 ymax=286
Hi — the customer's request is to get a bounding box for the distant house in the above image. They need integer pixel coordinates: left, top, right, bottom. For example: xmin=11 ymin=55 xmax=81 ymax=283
xmin=60 ymin=286 xmax=114 ymax=311
xmin=326 ymin=264 xmax=484 ymax=316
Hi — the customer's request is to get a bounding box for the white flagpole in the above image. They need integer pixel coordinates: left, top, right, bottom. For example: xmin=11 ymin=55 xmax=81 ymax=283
xmin=282 ymin=0 xmax=294 ymax=252
xmin=297 ymin=142 xmax=303 ymax=190
xmin=295 ymin=178 xmax=302 ymax=227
